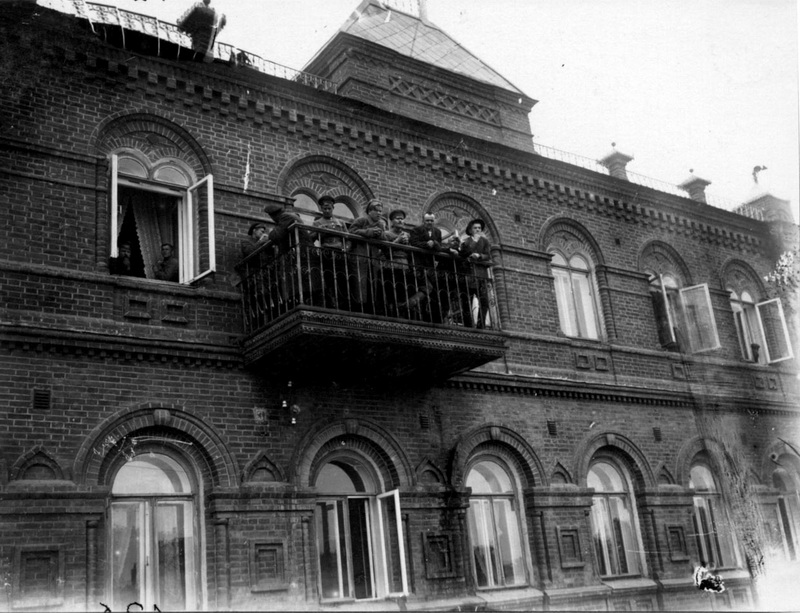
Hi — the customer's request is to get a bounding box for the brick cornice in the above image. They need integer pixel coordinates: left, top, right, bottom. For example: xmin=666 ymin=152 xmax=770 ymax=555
xmin=446 ymin=370 xmax=798 ymax=414
xmin=27 ymin=22 xmax=771 ymax=256
xmin=0 ymin=323 xmax=242 ymax=367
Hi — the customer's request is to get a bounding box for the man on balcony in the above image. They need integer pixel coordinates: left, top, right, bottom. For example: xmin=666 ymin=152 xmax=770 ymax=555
xmin=348 ymin=199 xmax=386 ymax=314
xmin=312 ymin=195 xmax=349 ymax=309
xmin=409 ymin=213 xmax=457 ymax=323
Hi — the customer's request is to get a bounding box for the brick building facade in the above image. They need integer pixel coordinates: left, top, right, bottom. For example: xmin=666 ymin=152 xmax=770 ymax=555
xmin=1 ymin=1 xmax=798 ymax=611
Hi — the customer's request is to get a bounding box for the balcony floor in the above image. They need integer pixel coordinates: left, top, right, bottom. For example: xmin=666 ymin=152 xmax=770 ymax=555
xmin=241 ymin=307 xmax=508 ymax=383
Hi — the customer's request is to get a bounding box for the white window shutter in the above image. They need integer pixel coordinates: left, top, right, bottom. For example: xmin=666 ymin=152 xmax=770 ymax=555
xmin=679 ymin=284 xmax=720 ymax=352
xmin=185 ymin=174 xmax=215 ymax=284
xmin=110 ymin=154 xmax=119 ymax=258
xmin=756 ymin=298 xmax=794 ymax=363
xmin=376 ymin=489 xmax=408 ymax=597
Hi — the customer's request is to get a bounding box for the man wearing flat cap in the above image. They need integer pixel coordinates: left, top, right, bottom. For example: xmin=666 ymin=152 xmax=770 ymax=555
xmin=240 ymin=221 xmax=269 ymax=258
xmin=263 ymin=202 xmax=309 ymax=255
xmin=312 ymin=195 xmax=349 ymax=308
xmin=262 ymin=202 xmax=313 ymax=311
xmin=312 ymin=195 xmax=348 ymax=250
xmin=348 ymin=199 xmax=387 ymax=310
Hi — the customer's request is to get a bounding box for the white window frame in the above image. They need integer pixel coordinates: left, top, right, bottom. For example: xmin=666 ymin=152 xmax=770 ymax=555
xmin=109 ymin=154 xmax=216 ymax=284
xmin=465 ymin=459 xmax=529 ymax=589
xmin=588 ymin=460 xmax=646 ymax=578
xmin=654 ymin=276 xmax=720 ymax=353
xmin=551 ymin=252 xmax=602 ymax=340
xmin=755 ymin=298 xmax=794 ymax=363
xmin=689 ymin=465 xmax=741 ymax=570
xmin=315 ymin=489 xmax=408 ymax=603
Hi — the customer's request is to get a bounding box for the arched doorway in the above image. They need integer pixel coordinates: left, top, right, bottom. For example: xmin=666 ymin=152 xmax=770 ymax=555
xmin=314 ymin=455 xmax=407 ymax=602
xmin=108 ymin=453 xmax=201 ymax=610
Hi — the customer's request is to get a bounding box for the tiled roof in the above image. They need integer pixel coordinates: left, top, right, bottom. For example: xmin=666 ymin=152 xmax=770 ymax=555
xmin=338 ymin=1 xmax=524 ymax=95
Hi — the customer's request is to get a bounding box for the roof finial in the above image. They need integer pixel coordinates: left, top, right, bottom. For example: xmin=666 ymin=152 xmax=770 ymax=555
xmin=752 ymin=165 xmax=767 ymax=184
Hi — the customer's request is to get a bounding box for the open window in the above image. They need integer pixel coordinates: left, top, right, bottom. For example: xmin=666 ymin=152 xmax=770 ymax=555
xmin=729 ymin=290 xmax=793 ymax=364
xmin=314 ymin=459 xmax=408 ymax=602
xmin=110 ymin=153 xmax=215 ymax=284
xmin=756 ymin=299 xmax=794 ymax=363
xmin=650 ymin=274 xmax=719 ymax=353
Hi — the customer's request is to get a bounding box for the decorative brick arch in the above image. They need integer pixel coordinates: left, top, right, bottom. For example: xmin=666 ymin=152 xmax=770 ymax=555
xmin=276 ymin=154 xmax=374 ymax=215
xmin=415 ymin=457 xmax=447 ymax=486
xmin=74 ymin=403 xmax=239 ymax=489
xmin=425 ymin=192 xmax=499 ymax=243
xmin=720 ymin=258 xmax=766 ymax=297
xmin=638 ymin=240 xmax=692 ymax=285
xmin=450 ymin=425 xmax=546 ymax=489
xmin=574 ymin=430 xmax=655 ymax=489
xmin=549 ymin=460 xmax=574 ymax=485
xmin=290 ymin=418 xmax=413 ymax=489
xmin=10 ymin=446 xmax=68 ymax=481
xmin=654 ymin=461 xmax=676 ymax=486
xmin=539 ymin=216 xmax=605 ymax=266
xmin=242 ymin=452 xmax=287 ymax=484
xmin=760 ymin=439 xmax=800 ymax=485
xmin=674 ymin=435 xmax=727 ymax=487
xmin=91 ymin=111 xmax=212 ymax=178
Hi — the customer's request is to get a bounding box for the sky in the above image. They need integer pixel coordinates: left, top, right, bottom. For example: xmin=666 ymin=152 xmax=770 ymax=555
xmin=73 ymin=0 xmax=799 ymax=221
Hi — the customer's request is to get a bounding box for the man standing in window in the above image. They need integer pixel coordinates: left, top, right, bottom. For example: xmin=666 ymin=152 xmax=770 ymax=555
xmin=109 ymin=241 xmax=144 ymax=278
xmin=154 ymin=243 xmax=179 ymax=282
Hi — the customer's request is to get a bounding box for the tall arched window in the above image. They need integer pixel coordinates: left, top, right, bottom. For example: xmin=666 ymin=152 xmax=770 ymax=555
xmin=588 ymin=460 xmax=644 ymax=577
xmin=109 ymin=454 xmax=200 ymax=611
xmin=110 ymin=152 xmax=215 ymax=284
xmin=466 ymin=459 xmax=526 ymax=588
xmin=689 ymin=463 xmax=740 ymax=568
xmin=550 ymin=251 xmax=601 ymax=340
xmin=314 ymin=456 xmax=407 ymax=602
xmin=773 ymin=465 xmax=800 ymax=561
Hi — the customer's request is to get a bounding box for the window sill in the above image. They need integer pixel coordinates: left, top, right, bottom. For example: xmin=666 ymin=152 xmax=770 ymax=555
xmin=474 ymin=587 xmax=544 ymax=607
xmin=601 ymin=577 xmax=657 ymax=593
xmin=319 ymin=598 xmax=403 ymax=610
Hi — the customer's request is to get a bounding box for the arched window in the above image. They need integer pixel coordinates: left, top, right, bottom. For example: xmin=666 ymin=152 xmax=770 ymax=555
xmin=728 ymin=288 xmax=793 ymax=364
xmin=314 ymin=456 xmax=407 ymax=602
xmin=109 ymin=454 xmax=200 ymax=611
xmin=551 ymin=251 xmax=601 ymax=339
xmin=588 ymin=460 xmax=644 ymax=577
xmin=773 ymin=466 xmax=800 ymax=561
xmin=466 ymin=459 xmax=527 ymax=588
xmin=110 ymin=152 xmax=215 ymax=284
xmin=291 ymin=191 xmax=357 ymax=226
xmin=689 ymin=463 xmax=740 ymax=568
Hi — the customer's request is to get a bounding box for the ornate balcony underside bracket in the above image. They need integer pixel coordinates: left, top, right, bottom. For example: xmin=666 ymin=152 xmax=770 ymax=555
xmin=237 ymin=225 xmax=508 ymax=382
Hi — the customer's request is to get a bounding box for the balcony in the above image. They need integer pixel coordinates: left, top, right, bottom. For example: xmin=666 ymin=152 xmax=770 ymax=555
xmin=237 ymin=226 xmax=508 ymax=382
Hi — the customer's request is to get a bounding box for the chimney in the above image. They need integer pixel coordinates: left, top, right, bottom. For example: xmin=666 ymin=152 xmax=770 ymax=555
xmin=598 ymin=143 xmax=634 ymax=180
xmin=678 ymin=170 xmax=711 ymax=204
xmin=418 ymin=0 xmax=429 ymax=23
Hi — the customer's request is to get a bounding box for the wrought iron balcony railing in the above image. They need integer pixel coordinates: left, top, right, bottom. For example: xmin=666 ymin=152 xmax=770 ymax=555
xmin=237 ymin=225 xmax=500 ymax=337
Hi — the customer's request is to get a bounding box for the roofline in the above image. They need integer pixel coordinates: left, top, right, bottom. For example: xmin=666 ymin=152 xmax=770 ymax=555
xmin=303 ymin=0 xmax=530 ymax=99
